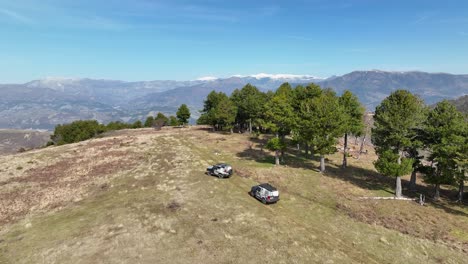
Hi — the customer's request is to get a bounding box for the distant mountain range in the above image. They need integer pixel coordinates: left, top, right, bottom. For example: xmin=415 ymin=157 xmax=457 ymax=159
xmin=0 ymin=71 xmax=466 ymax=129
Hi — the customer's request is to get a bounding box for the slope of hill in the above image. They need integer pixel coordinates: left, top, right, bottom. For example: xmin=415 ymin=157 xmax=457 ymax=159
xmin=0 ymin=127 xmax=466 ymax=263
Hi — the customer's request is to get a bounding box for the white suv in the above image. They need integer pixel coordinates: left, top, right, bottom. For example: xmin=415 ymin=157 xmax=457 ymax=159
xmin=250 ymin=183 xmax=279 ymax=204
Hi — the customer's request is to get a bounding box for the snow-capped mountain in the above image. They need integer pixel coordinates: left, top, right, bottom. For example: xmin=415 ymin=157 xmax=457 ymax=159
xmin=1 ymin=70 xmax=467 ymax=129
xmin=232 ymin=73 xmax=323 ymax=81
xmin=197 ymin=73 xmax=324 ymax=82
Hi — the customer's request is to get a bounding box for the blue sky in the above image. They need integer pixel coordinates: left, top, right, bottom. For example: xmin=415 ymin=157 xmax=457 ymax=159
xmin=1 ymin=0 xmax=467 ymax=83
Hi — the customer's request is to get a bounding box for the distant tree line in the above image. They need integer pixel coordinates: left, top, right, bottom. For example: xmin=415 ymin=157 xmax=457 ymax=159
xmin=50 ymin=104 xmax=191 ymax=146
xmin=198 ymin=83 xmax=467 ymax=201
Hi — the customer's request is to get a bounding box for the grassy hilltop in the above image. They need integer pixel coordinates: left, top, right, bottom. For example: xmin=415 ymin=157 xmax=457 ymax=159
xmin=0 ymin=127 xmax=467 ymax=263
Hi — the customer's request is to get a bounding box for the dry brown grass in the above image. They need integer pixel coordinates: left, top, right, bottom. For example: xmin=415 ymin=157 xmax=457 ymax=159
xmin=0 ymin=134 xmax=144 ymax=226
xmin=0 ymin=127 xmax=467 ymax=264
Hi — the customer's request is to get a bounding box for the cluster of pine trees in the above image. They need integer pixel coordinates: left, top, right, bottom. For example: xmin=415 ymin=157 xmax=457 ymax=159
xmin=197 ymin=83 xmax=365 ymax=172
xmin=372 ymin=90 xmax=467 ymax=201
xmin=50 ymin=104 xmax=191 ymax=146
xmin=198 ymin=83 xmax=467 ymax=201
xmin=143 ymin=104 xmax=191 ymax=128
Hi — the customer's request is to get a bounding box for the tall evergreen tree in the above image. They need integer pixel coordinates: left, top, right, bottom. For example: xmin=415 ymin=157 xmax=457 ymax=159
xmin=299 ymin=87 xmax=345 ymax=172
xmin=422 ymin=100 xmax=467 ymax=200
xmin=264 ymin=83 xmax=295 ymax=163
xmin=198 ymin=91 xmax=236 ymax=131
xmin=339 ymin=90 xmax=365 ymax=168
xmin=372 ymin=90 xmax=426 ymax=198
xmin=144 ymin=116 xmax=154 ymax=128
xmin=230 ymin=84 xmax=266 ymax=133
xmin=176 ymin=104 xmax=191 ymax=126
xmin=266 ymin=137 xmax=286 ymax=166
xmin=213 ymin=96 xmax=237 ymax=132
xmin=198 ymin=91 xmax=227 ymax=128
xmin=292 ymin=84 xmax=322 ymax=157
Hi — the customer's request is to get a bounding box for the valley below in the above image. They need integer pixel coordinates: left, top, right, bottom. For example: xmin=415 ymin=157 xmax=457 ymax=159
xmin=1 ymin=71 xmax=467 ymax=129
xmin=0 ymin=130 xmax=51 ymax=155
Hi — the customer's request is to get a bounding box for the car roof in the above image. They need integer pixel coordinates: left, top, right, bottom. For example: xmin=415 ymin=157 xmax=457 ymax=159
xmin=259 ymin=183 xmax=277 ymax=191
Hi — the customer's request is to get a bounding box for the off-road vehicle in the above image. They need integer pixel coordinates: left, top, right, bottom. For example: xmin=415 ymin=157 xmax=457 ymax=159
xmin=206 ymin=163 xmax=233 ymax=178
xmin=250 ymin=183 xmax=279 ymax=204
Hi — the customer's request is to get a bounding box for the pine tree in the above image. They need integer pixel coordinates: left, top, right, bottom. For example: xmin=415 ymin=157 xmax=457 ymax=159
xmin=292 ymin=84 xmax=322 ymax=157
xmin=176 ymin=104 xmax=191 ymax=126
xmin=213 ymin=96 xmax=237 ymax=132
xmin=230 ymin=84 xmax=266 ymax=133
xmin=339 ymin=90 xmax=365 ymax=168
xmin=132 ymin=120 xmax=143 ymax=128
xmin=299 ymin=87 xmax=345 ymax=172
xmin=263 ymin=83 xmax=295 ymax=163
xmin=372 ymin=90 xmax=425 ymax=198
xmin=266 ymin=137 xmax=286 ymax=166
xmin=198 ymin=91 xmax=236 ymax=131
xmin=154 ymin=112 xmax=169 ymax=129
xmin=169 ymin=116 xmax=179 ymax=126
xmin=422 ymin=100 xmax=467 ymax=200
xmin=144 ymin=116 xmax=154 ymax=128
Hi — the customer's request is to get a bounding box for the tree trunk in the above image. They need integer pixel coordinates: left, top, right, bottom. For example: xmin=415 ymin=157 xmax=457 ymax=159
xmin=297 ymin=143 xmax=300 ymax=151
xmin=280 ymin=135 xmax=285 ymax=163
xmin=357 ymin=136 xmax=366 ymax=159
xmin=434 ymin=183 xmax=440 ymax=201
xmin=458 ymin=180 xmax=464 ymax=202
xmin=230 ymin=127 xmax=233 ymax=134
xmin=354 ymin=136 xmax=358 ymax=145
xmin=305 ymin=143 xmax=309 ymax=158
xmin=395 ymin=176 xmax=402 ymax=198
xmin=275 ymin=150 xmax=280 ymax=166
xmin=320 ymin=155 xmax=325 ymax=173
xmin=249 ymin=119 xmax=252 ymax=134
xmin=342 ymin=133 xmax=348 ymax=168
xmin=409 ymin=170 xmax=417 ymax=191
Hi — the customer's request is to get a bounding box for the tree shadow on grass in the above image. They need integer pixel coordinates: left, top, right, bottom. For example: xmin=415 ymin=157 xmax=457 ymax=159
xmin=236 ymin=145 xmax=394 ymax=194
xmin=430 ymin=201 xmax=468 ymax=217
xmin=236 ymin=144 xmax=468 ymax=218
xmin=323 ymin=164 xmax=395 ymax=195
xmin=236 ymin=147 xmax=319 ymax=170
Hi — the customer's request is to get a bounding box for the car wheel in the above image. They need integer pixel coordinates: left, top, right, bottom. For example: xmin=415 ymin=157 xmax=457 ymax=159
xmin=261 ymin=198 xmax=267 ymax=204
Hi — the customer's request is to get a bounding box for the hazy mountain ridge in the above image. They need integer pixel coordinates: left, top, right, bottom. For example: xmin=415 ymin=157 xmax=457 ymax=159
xmin=1 ymin=71 xmax=467 ymax=129
xmin=319 ymin=70 xmax=468 ymax=108
xmin=447 ymin=95 xmax=468 ymax=114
